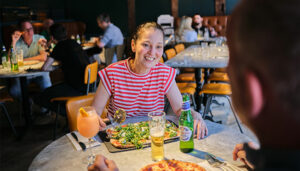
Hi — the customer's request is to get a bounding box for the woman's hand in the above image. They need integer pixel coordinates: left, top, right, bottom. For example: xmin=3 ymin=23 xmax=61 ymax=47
xmin=88 ymin=155 xmax=119 ymax=171
xmin=192 ymin=111 xmax=208 ymax=139
xmin=232 ymin=142 xmax=258 ymax=169
xmin=98 ymin=116 xmax=107 ymax=131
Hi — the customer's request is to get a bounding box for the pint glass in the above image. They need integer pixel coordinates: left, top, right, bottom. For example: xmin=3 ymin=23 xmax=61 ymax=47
xmin=148 ymin=111 xmax=165 ymax=161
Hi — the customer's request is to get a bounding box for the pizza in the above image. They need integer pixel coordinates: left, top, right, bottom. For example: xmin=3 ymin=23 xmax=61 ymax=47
xmin=106 ymin=120 xmax=179 ymax=149
xmin=140 ymin=159 xmax=206 ymax=171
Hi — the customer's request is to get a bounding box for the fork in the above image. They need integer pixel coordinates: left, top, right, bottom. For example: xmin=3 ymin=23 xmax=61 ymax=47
xmin=205 ymin=153 xmax=244 ymax=171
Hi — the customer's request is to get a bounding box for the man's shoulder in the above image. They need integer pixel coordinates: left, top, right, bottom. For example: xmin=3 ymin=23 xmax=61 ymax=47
xmin=33 ymin=34 xmax=45 ymax=40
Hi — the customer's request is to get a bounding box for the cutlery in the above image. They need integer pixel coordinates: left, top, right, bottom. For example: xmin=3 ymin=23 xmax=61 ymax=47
xmin=71 ymin=132 xmax=86 ymax=151
xmin=205 ymin=153 xmax=243 ymax=171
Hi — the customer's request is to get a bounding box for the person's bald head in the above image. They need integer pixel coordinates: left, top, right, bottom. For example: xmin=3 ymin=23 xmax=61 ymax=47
xmin=227 ymin=0 xmax=300 ymax=128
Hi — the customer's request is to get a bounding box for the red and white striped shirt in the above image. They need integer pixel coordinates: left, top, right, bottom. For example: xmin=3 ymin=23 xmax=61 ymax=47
xmin=99 ymin=59 xmax=176 ymax=117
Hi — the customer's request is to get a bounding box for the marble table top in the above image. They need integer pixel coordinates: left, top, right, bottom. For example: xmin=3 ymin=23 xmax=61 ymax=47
xmin=29 ymin=116 xmax=254 ymax=171
xmin=165 ymin=45 xmax=229 ymax=68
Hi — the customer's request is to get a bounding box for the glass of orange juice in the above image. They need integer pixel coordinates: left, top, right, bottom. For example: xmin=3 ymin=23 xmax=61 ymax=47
xmin=77 ymin=106 xmax=100 ymax=165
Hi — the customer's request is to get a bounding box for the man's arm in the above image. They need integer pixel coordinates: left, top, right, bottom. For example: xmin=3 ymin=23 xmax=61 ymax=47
xmin=24 ymin=49 xmax=47 ymax=62
xmin=41 ymin=57 xmax=55 ymax=71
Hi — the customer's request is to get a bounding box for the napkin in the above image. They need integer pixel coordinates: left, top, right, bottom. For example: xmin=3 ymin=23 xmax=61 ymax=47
xmin=66 ymin=131 xmax=101 ymax=151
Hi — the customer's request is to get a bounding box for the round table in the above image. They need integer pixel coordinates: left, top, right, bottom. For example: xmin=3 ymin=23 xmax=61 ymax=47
xmin=29 ymin=116 xmax=254 ymax=171
xmin=0 ymin=62 xmax=51 ymax=127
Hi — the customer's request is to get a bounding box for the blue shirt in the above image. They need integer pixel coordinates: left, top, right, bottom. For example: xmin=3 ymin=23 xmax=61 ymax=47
xmin=182 ymin=30 xmax=197 ymax=42
xmin=101 ymin=23 xmax=124 ymax=48
xmin=15 ymin=34 xmax=45 ymax=58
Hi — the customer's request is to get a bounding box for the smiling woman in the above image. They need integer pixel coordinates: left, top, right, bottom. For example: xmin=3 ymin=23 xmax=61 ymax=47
xmin=92 ymin=22 xmax=207 ymax=140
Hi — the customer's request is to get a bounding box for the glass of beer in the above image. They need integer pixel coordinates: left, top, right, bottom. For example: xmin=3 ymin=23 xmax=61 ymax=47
xmin=77 ymin=106 xmax=100 ymax=166
xmin=16 ymin=48 xmax=23 ymax=67
xmin=148 ymin=111 xmax=166 ymax=161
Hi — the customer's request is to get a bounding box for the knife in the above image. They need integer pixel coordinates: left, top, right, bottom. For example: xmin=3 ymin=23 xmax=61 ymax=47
xmin=71 ymin=132 xmax=86 ymax=151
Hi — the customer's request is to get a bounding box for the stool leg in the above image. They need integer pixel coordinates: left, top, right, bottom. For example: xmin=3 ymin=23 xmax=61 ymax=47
xmin=0 ymin=103 xmax=18 ymax=137
xmin=53 ymin=103 xmax=60 ymax=140
xmin=191 ymin=94 xmax=197 ymax=110
xmin=226 ymin=96 xmax=243 ymax=134
xmin=203 ymin=95 xmax=213 ymax=118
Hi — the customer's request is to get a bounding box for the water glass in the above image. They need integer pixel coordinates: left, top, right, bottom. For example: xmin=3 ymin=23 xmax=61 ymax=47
xmin=148 ymin=111 xmax=166 ymax=161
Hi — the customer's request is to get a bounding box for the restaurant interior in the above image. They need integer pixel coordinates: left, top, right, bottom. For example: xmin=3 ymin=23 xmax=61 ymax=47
xmin=1 ymin=0 xmax=299 ymax=170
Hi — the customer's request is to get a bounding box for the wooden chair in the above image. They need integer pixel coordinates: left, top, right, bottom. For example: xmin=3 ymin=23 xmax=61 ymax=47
xmin=174 ymin=43 xmax=185 ymax=54
xmin=159 ymin=57 xmax=164 ymax=63
xmin=214 ymin=68 xmax=227 ymax=73
xmin=51 ymin=61 xmax=98 ymax=139
xmin=208 ymin=71 xmax=230 ymax=83
xmin=165 ymin=48 xmax=177 ymax=60
xmin=65 ymin=94 xmax=108 ymax=132
xmin=0 ymin=93 xmax=18 ymax=137
xmin=199 ymin=83 xmax=243 ymax=133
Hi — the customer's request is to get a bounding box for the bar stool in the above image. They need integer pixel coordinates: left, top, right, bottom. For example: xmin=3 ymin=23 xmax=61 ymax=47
xmin=199 ymin=83 xmax=243 ymax=133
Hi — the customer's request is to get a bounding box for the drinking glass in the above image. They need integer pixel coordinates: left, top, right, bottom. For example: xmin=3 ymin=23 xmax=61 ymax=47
xmin=16 ymin=49 xmax=23 ymax=67
xmin=148 ymin=111 xmax=166 ymax=161
xmin=77 ymin=106 xmax=100 ymax=166
xmin=108 ymin=108 xmax=126 ymax=126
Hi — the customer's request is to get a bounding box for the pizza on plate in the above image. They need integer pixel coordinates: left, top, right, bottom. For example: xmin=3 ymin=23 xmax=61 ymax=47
xmin=140 ymin=159 xmax=206 ymax=171
xmin=106 ymin=120 xmax=179 ymax=149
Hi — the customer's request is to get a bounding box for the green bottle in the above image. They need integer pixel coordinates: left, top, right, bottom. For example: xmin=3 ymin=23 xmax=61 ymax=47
xmin=10 ymin=47 xmax=19 ymax=71
xmin=179 ymin=94 xmax=194 ymax=153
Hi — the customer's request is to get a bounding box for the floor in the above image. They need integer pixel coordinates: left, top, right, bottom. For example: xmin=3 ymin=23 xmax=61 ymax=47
xmin=0 ymin=96 xmax=258 ymax=171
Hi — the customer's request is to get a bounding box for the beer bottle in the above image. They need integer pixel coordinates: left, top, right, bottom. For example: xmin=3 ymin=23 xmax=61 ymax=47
xmin=179 ymin=94 xmax=194 ymax=153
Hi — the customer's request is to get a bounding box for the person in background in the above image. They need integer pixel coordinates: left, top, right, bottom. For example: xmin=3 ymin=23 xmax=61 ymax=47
xmin=40 ymin=18 xmax=55 ymax=49
xmin=96 ymin=13 xmax=124 ymax=65
xmin=227 ymin=0 xmax=300 ymax=170
xmin=9 ymin=18 xmax=51 ymax=100
xmin=39 ymin=23 xmax=92 ymax=115
xmin=192 ymin=14 xmax=217 ymax=38
xmin=40 ymin=18 xmax=54 ymax=42
xmin=176 ymin=16 xmax=197 ymax=42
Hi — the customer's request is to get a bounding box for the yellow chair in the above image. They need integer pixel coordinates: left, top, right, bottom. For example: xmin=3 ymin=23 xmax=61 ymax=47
xmin=176 ymin=83 xmax=197 ymax=109
xmin=174 ymin=43 xmax=185 ymax=54
xmin=159 ymin=56 xmax=164 ymax=63
xmin=165 ymin=48 xmax=177 ymax=60
xmin=199 ymin=83 xmax=243 ymax=133
xmin=176 ymin=73 xmax=195 ymax=82
xmin=51 ymin=61 xmax=98 ymax=139
xmin=214 ymin=68 xmax=227 ymax=73
xmin=208 ymin=71 xmax=230 ymax=83
xmin=66 ymin=94 xmax=108 ymax=132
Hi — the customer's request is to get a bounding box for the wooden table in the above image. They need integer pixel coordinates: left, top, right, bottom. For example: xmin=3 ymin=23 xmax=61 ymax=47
xmin=29 ymin=116 xmax=254 ymax=171
xmin=165 ymin=45 xmax=229 ymax=112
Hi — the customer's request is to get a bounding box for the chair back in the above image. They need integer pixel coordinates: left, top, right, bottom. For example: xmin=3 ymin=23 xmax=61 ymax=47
xmin=159 ymin=57 xmax=164 ymax=63
xmin=157 ymin=14 xmax=174 ymax=36
xmin=84 ymin=61 xmax=98 ymax=94
xmin=66 ymin=94 xmax=94 ymax=131
xmin=174 ymin=43 xmax=185 ymax=53
xmin=165 ymin=48 xmax=177 ymax=60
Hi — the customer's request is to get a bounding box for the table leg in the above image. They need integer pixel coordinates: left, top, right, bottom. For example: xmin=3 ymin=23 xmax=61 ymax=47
xmin=195 ymin=68 xmax=203 ymax=112
xmin=20 ymin=77 xmax=32 ymax=126
xmin=202 ymin=68 xmax=210 ymax=106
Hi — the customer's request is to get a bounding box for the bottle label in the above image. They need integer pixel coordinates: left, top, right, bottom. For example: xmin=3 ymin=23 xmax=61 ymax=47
xmin=180 ymin=126 xmax=192 ymax=141
xmin=182 ymin=101 xmax=190 ymax=110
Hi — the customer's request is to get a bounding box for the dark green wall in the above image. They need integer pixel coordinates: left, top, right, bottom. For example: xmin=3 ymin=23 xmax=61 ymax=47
xmin=1 ymin=0 xmax=241 ymax=39
xmin=179 ymin=0 xmax=215 ymax=17
xmin=135 ymin=0 xmax=171 ymax=26
xmin=226 ymin=0 xmax=240 ymax=15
